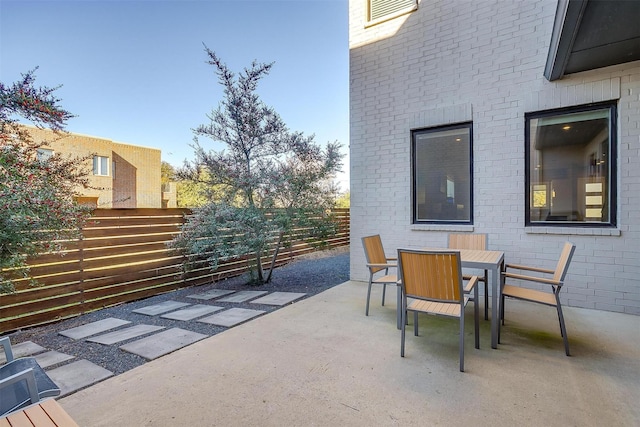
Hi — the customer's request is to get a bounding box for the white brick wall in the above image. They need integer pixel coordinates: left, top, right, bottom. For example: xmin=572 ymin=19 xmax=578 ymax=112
xmin=349 ymin=0 xmax=640 ymax=314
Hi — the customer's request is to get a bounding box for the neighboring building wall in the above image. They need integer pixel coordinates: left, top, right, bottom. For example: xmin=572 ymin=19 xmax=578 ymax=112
xmin=349 ymin=0 xmax=640 ymax=314
xmin=162 ymin=182 xmax=178 ymax=208
xmin=28 ymin=126 xmax=164 ymax=208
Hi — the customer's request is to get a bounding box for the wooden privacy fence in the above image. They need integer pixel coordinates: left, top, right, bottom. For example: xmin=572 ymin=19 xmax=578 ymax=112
xmin=0 ymin=208 xmax=350 ymax=333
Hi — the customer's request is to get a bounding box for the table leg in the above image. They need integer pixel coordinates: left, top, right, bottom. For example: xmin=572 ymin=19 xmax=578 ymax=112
xmin=491 ymin=265 xmax=498 ymax=349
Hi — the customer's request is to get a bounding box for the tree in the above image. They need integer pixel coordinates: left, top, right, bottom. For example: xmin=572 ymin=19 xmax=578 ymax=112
xmin=161 ymin=161 xmax=176 ymax=185
xmin=172 ymin=47 xmax=344 ymax=284
xmin=175 ymin=166 xmax=212 ymax=208
xmin=0 ymin=69 xmax=91 ymax=292
xmin=334 ymin=190 xmax=350 ymax=208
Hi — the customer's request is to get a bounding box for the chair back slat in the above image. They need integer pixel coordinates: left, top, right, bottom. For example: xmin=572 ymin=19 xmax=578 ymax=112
xmin=398 ymin=250 xmax=462 ymax=302
xmin=362 ymin=235 xmax=388 ymax=273
xmin=553 ymin=242 xmax=576 ymax=283
xmin=448 ymin=233 xmax=487 ymax=250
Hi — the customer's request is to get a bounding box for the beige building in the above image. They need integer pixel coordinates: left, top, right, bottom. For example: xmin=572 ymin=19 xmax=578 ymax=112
xmin=27 ymin=126 xmax=176 ymax=208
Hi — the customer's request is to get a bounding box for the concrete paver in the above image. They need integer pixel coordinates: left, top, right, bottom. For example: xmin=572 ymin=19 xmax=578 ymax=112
xmin=59 ymin=318 xmax=131 ymax=340
xmin=47 ymin=359 xmax=113 ymax=397
xmin=34 ymin=350 xmax=75 ymax=368
xmin=187 ymin=289 xmax=235 ymax=300
xmin=131 ymin=301 xmax=191 ymax=316
xmin=161 ymin=304 xmax=223 ymax=321
xmin=251 ymin=292 xmax=306 ymax=305
xmin=87 ymin=324 xmax=165 ymax=345
xmin=217 ymin=290 xmax=268 ymax=303
xmin=0 ymin=341 xmax=46 ymax=363
xmin=198 ymin=308 xmax=266 ymax=327
xmin=119 ymin=328 xmax=208 ymax=360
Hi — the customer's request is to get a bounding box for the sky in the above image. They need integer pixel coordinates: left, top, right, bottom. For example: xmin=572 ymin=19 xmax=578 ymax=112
xmin=0 ymin=0 xmax=350 ymax=190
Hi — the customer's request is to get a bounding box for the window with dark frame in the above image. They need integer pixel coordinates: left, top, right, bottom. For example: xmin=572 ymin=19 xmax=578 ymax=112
xmin=525 ymin=102 xmax=616 ymax=226
xmin=412 ymin=123 xmax=473 ymax=224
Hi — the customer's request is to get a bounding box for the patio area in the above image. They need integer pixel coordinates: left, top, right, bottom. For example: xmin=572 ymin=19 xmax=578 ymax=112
xmin=58 ymin=280 xmax=640 ymax=426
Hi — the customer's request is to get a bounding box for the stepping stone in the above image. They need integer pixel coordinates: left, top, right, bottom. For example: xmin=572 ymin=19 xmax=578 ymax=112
xmin=132 ymin=300 xmax=191 ymax=316
xmin=0 ymin=341 xmax=46 ymax=363
xmin=187 ymin=289 xmax=236 ymax=300
xmin=198 ymin=308 xmax=265 ymax=327
xmin=34 ymin=350 xmax=75 ymax=368
xmin=47 ymin=359 xmax=113 ymax=397
xmin=59 ymin=318 xmax=131 ymax=340
xmin=87 ymin=324 xmax=165 ymax=345
xmin=161 ymin=304 xmax=224 ymax=321
xmin=119 ymin=328 xmax=207 ymax=360
xmin=217 ymin=291 xmax=268 ymax=303
xmin=251 ymin=292 xmax=306 ymax=306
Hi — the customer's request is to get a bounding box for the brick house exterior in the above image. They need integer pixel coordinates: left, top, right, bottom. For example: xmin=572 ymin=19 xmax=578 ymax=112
xmin=27 ymin=126 xmax=176 ymax=208
xmin=349 ymin=1 xmax=640 ymax=314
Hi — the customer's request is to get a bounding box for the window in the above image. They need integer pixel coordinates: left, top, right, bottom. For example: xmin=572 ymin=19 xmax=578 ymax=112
xmin=525 ymin=102 xmax=616 ymax=226
xmin=368 ymin=0 xmax=417 ymax=24
xmin=412 ymin=123 xmax=473 ymax=224
xmin=36 ymin=148 xmax=53 ymax=161
xmin=93 ymin=155 xmax=109 ymax=176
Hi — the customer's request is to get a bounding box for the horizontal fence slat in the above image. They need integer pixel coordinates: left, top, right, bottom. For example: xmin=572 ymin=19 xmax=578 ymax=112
xmin=24 ymin=260 xmax=82 ymax=278
xmin=86 ymin=216 xmax=186 ymax=228
xmin=81 ymin=232 xmax=179 ymax=249
xmin=90 ymin=208 xmax=191 ymax=217
xmin=2 ymin=288 xmax=84 ymax=319
xmin=82 ymin=225 xmax=182 ymax=239
xmin=1 ymin=207 xmax=350 ymax=333
xmin=80 ymin=242 xmax=174 ymax=260
xmin=80 ymin=264 xmax=183 ymax=290
xmin=82 ymin=276 xmax=185 ymax=302
xmin=1 ymin=281 xmax=83 ymax=307
xmin=0 ymin=306 xmax=85 ymax=332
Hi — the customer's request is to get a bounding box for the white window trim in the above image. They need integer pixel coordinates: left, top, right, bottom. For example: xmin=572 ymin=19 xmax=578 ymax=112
xmin=93 ymin=155 xmax=110 ymax=176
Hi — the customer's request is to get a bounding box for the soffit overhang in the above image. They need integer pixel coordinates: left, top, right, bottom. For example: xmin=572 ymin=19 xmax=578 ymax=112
xmin=545 ymin=0 xmax=640 ymax=81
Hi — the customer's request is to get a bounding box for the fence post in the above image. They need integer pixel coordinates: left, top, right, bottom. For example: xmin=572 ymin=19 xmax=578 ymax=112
xmin=78 ymin=229 xmax=86 ymax=313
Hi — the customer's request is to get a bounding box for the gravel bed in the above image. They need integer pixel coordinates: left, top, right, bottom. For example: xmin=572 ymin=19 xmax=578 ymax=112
xmin=6 ymin=248 xmax=350 ymax=376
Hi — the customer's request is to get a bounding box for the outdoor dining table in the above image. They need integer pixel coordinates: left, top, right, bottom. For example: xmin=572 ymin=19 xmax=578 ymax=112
xmin=396 ymin=248 xmax=505 ymax=349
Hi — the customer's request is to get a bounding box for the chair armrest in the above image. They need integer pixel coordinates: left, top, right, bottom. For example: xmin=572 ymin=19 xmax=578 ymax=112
xmin=0 ymin=367 xmax=40 ymax=406
xmin=0 ymin=337 xmax=14 ymax=363
xmin=502 ymin=271 xmax=561 ymax=286
xmin=366 ymin=263 xmax=396 ymax=269
xmin=463 ymin=276 xmax=479 ymax=293
xmin=505 ymin=263 xmax=555 ymax=274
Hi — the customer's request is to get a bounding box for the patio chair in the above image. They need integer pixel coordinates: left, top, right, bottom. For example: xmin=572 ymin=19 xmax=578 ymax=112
xmin=0 ymin=337 xmax=61 ymax=417
xmin=448 ymin=233 xmax=489 ymax=320
xmin=361 ymin=235 xmax=398 ymax=316
xmin=397 ymin=249 xmax=479 ymax=372
xmin=500 ymin=242 xmax=576 ymax=356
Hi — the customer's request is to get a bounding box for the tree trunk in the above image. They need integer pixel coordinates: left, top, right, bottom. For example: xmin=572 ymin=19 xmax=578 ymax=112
xmin=254 ymin=252 xmax=265 ymax=284
xmin=264 ymin=231 xmax=284 ymax=283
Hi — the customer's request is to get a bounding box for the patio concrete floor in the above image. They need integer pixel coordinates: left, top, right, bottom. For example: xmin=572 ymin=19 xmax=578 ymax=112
xmin=59 ymin=280 xmax=640 ymax=426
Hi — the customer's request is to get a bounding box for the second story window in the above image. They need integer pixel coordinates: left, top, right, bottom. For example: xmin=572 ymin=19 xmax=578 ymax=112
xmin=412 ymin=123 xmax=473 ymax=224
xmin=93 ymin=155 xmax=109 ymax=176
xmin=368 ymin=0 xmax=417 ymax=24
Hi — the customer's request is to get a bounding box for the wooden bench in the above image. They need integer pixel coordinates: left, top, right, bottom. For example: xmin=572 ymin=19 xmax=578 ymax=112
xmin=0 ymin=399 xmax=78 ymax=427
